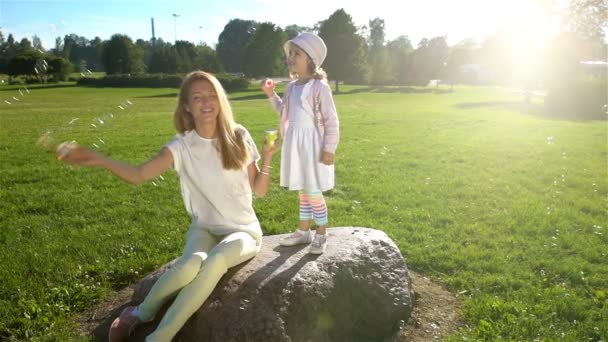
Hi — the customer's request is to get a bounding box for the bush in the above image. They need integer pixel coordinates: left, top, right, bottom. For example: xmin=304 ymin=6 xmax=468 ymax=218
xmin=76 ymin=73 xmax=250 ymax=92
xmin=545 ymin=77 xmax=608 ymax=120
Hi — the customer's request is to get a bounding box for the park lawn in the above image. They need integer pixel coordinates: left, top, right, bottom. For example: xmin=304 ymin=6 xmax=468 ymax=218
xmin=0 ymin=82 xmax=606 ymax=340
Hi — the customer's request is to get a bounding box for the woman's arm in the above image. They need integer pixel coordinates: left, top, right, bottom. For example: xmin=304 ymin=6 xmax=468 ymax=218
xmin=59 ymin=146 xmax=174 ymax=185
xmin=248 ymin=139 xmax=280 ymax=198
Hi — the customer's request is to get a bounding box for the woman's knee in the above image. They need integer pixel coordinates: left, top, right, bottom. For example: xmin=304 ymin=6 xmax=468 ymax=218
xmin=202 ymin=253 xmax=229 ymax=275
xmin=170 ymin=255 xmax=204 ymax=284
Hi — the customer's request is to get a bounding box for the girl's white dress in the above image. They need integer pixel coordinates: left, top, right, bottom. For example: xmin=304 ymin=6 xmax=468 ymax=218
xmin=280 ymin=82 xmax=334 ymax=192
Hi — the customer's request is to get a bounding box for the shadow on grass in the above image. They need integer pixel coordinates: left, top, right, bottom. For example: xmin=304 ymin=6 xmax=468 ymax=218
xmin=136 ymin=93 xmax=178 ymax=99
xmin=453 ymin=101 xmax=606 ymax=121
xmin=335 ymin=86 xmax=452 ymax=95
xmin=229 ymin=86 xmax=452 ymax=100
xmin=0 ymin=83 xmax=77 ymax=91
xmin=135 ymin=88 xmax=270 ymax=101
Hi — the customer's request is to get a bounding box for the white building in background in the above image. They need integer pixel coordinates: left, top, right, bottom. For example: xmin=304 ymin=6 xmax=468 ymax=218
xmin=458 ymin=64 xmax=494 ymax=84
xmin=580 ymin=61 xmax=608 ymax=78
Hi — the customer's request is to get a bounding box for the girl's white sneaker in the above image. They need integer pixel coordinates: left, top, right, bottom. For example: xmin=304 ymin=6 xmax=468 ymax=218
xmin=308 ymin=234 xmax=327 ymax=254
xmin=279 ymin=229 xmax=313 ymax=246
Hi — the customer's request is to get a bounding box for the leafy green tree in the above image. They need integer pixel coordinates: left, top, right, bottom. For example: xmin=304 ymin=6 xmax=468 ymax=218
xmin=7 ymin=50 xmax=70 ymax=82
xmin=443 ymin=39 xmax=477 ymax=87
xmin=32 ymin=35 xmax=43 ymax=51
xmin=217 ymin=19 xmax=257 ymax=72
xmin=195 ymin=44 xmax=222 ymax=72
xmin=242 ymin=22 xmax=286 ymax=78
xmin=149 ymin=45 xmax=177 ymax=73
xmin=367 ymin=18 xmax=390 ymax=85
xmin=386 ymin=35 xmax=414 ymax=85
xmin=284 ymin=24 xmax=312 ymax=39
xmin=318 ymin=9 xmax=366 ymax=91
xmin=101 ymin=34 xmax=144 ymax=74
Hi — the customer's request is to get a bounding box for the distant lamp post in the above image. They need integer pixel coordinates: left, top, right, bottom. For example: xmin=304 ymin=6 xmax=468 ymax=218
xmin=172 ymin=13 xmax=180 ymax=43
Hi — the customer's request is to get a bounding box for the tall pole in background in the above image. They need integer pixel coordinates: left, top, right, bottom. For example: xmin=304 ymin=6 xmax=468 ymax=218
xmin=172 ymin=13 xmax=180 ymax=44
xmin=150 ymin=18 xmax=156 ymax=45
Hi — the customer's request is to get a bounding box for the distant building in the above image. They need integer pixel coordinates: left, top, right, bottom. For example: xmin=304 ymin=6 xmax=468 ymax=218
xmin=458 ymin=64 xmax=494 ymax=84
xmin=580 ymin=60 xmax=608 ymax=79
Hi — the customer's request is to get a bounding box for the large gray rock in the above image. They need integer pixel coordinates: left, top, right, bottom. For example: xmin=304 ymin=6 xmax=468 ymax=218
xmin=130 ymin=227 xmax=413 ymax=341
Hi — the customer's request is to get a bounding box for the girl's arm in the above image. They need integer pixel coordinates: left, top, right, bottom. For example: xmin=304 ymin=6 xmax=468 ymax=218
xmin=248 ymin=139 xmax=280 ymax=198
xmin=318 ymin=81 xmax=340 ymax=154
xmin=59 ymin=146 xmax=173 ymax=185
xmin=261 ymin=78 xmax=284 ymax=113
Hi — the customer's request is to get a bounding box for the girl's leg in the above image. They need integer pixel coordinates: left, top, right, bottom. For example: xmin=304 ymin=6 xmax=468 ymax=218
xmin=279 ymin=191 xmax=314 ymax=246
xmin=308 ymin=190 xmax=328 ymax=235
xmin=145 ymin=232 xmax=259 ymax=341
xmin=137 ymin=227 xmax=218 ymax=322
xmin=298 ymin=190 xmax=313 ymax=231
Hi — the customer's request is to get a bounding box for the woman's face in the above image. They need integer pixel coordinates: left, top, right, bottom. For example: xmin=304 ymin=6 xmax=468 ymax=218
xmin=184 ymin=80 xmax=220 ymax=125
xmin=287 ymin=44 xmax=312 ymax=76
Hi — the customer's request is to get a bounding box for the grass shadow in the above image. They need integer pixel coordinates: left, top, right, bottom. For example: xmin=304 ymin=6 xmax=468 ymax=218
xmin=230 ymin=93 xmax=278 ymax=101
xmin=336 ymin=86 xmax=452 ymax=95
xmin=0 ymin=83 xmax=77 ymax=92
xmin=453 ymin=101 xmax=606 ymax=121
xmin=136 ymin=93 xmax=178 ymax=99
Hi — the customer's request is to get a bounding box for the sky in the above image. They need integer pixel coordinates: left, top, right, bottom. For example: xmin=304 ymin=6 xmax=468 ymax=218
xmin=0 ymin=0 xmax=565 ymax=50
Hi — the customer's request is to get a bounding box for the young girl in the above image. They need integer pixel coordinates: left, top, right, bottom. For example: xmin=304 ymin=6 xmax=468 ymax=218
xmin=261 ymin=32 xmax=339 ymax=254
xmin=58 ymin=71 xmax=280 ymax=341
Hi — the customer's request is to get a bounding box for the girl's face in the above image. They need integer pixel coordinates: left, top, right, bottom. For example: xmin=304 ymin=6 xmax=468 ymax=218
xmin=287 ymin=44 xmax=312 ymax=76
xmin=184 ymin=80 xmax=220 ymax=125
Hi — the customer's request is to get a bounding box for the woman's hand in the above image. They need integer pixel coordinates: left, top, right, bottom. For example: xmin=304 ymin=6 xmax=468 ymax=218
xmin=321 ymin=151 xmax=335 ymax=165
xmin=262 ymin=136 xmax=281 ymax=159
xmin=57 ymin=144 xmax=103 ymax=167
xmin=260 ymin=78 xmax=275 ymax=97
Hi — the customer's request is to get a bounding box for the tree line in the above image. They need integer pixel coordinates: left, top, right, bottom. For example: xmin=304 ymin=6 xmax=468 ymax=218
xmin=0 ymin=1 xmax=605 ymax=93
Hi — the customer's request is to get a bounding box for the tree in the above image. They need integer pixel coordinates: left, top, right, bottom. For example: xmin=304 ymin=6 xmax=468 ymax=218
xmin=367 ymin=18 xmax=390 ymax=85
xmin=18 ymin=38 xmax=32 ymax=52
xmin=564 ymin=0 xmax=607 ymax=41
xmin=443 ymin=40 xmax=478 ymax=87
xmin=101 ymin=34 xmax=144 ymax=74
xmin=32 ymin=35 xmax=43 ymax=51
xmin=149 ymin=45 xmax=177 ymax=73
xmin=0 ymin=31 xmax=7 ymax=74
xmin=195 ymin=44 xmax=222 ymax=72
xmin=242 ymin=22 xmax=286 ymax=78
xmin=562 ymin=0 xmax=608 ymax=59
xmin=136 ymin=38 xmax=154 ymax=71
xmin=53 ymin=37 xmax=63 ymax=55
xmin=284 ymin=24 xmax=313 ymax=39
xmin=409 ymin=36 xmax=449 ymax=86
xmin=7 ymin=50 xmax=70 ymax=82
xmin=46 ymin=54 xmax=72 ymax=81
xmin=318 ymin=9 xmax=365 ymax=92
xmin=386 ymin=35 xmax=414 ymax=85
xmin=175 ymin=40 xmax=198 ymax=73
xmin=217 ymin=19 xmax=257 ymax=72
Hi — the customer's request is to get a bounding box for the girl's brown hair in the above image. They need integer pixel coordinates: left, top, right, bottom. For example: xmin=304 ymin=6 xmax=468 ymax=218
xmin=174 ymin=70 xmax=248 ymax=170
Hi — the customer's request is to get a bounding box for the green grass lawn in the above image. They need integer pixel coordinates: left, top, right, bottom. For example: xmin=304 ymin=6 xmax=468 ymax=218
xmin=0 ymin=82 xmax=606 ymax=340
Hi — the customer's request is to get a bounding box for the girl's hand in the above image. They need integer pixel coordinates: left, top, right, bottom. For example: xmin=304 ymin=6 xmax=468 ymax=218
xmin=260 ymin=78 xmax=275 ymax=97
xmin=321 ymin=151 xmax=335 ymax=165
xmin=57 ymin=145 xmax=103 ymax=167
xmin=262 ymin=137 xmax=281 ymax=159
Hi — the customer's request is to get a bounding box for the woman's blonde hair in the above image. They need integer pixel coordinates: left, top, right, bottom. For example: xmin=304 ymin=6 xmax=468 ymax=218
xmin=287 ymin=42 xmax=327 ymax=80
xmin=174 ymin=70 xmax=248 ymax=170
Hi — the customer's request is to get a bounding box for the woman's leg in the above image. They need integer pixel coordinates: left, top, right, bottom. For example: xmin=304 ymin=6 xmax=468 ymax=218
xmin=137 ymin=227 xmax=218 ymax=322
xmin=146 ymin=231 xmax=260 ymax=341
